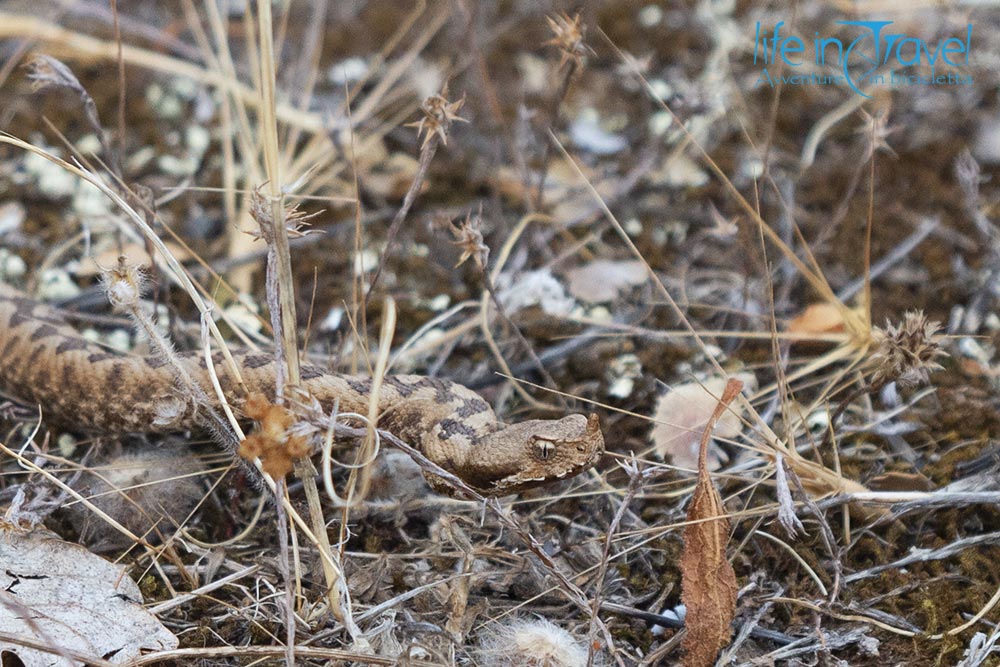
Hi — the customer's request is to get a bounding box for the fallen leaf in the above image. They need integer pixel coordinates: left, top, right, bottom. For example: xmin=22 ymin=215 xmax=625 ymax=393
xmin=564 ymin=259 xmax=647 ymax=303
xmin=649 ymin=374 xmax=755 ymax=471
xmin=788 ymin=302 xmax=845 ymax=335
xmin=0 ymin=201 xmax=26 ymax=234
xmin=0 ymin=528 xmax=177 ymax=666
xmin=680 ymin=379 xmax=740 ymax=667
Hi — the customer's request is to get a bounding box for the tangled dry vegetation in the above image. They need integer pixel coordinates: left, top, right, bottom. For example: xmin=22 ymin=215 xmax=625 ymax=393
xmin=1 ymin=2 xmax=999 ymax=666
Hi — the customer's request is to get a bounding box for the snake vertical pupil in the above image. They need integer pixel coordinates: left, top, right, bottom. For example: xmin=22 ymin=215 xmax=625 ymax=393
xmin=535 ymin=440 xmax=554 ymax=459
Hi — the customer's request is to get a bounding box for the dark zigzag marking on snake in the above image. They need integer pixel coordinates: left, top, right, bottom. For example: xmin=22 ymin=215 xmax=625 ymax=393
xmin=455 ymin=397 xmax=490 ymax=418
xmin=301 ymin=365 xmax=324 ymax=380
xmin=55 ymin=337 xmax=90 ymax=354
xmin=29 ymin=323 xmax=60 ymax=341
xmin=436 ymin=418 xmax=479 ymax=442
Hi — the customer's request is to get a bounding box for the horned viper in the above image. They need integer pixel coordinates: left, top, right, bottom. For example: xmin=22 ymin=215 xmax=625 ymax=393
xmin=0 ymin=283 xmax=604 ymax=495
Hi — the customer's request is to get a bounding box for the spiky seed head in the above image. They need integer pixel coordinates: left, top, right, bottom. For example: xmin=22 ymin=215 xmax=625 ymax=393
xmin=406 ymin=87 xmax=467 ymax=148
xmin=545 ymin=13 xmax=588 ymax=69
xmin=869 ymin=311 xmax=946 ymax=388
xmin=450 ymin=211 xmax=489 ymax=269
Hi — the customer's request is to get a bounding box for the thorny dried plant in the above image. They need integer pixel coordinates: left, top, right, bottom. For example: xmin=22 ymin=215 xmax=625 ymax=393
xmin=868 ymin=311 xmax=946 ymax=389
xmin=821 ymin=311 xmax=946 ymax=452
xmin=100 ymin=256 xmax=235 ymax=445
xmin=450 ymin=209 xmax=489 ymax=269
xmin=100 ymin=255 xmax=146 ymax=313
xmin=857 ymin=108 xmax=899 ymax=161
xmin=247 ymin=187 xmax=323 ymax=243
xmin=545 ymin=12 xmax=589 ymax=70
xmin=406 ymin=86 xmax=467 ymax=149
xmin=367 ymin=87 xmax=468 ymax=301
xmin=532 ymin=12 xmax=590 ymax=212
xmin=247 ymin=186 xmax=322 ymax=403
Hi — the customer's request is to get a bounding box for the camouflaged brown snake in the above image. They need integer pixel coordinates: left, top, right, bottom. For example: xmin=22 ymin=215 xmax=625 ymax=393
xmin=0 ymin=283 xmax=604 ymax=495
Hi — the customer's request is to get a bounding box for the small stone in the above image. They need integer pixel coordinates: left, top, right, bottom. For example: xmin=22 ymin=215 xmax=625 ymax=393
xmin=328 ymin=57 xmax=369 ymax=85
xmin=638 ymin=4 xmax=663 ymax=27
xmin=606 ymin=353 xmax=642 ymax=398
xmin=37 ymin=270 xmax=80 ymax=301
xmin=224 ymin=298 xmax=263 ymax=336
xmin=319 ymin=307 xmax=344 ymax=332
xmin=0 ymin=249 xmax=27 ymax=281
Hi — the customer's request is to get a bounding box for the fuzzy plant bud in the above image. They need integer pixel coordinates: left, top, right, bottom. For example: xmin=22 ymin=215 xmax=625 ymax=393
xmin=477 ymin=618 xmax=595 ymax=667
xmin=101 ymin=255 xmax=146 ymax=313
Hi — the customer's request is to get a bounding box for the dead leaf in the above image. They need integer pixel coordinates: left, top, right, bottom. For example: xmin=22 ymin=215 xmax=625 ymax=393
xmin=680 ymin=379 xmax=740 ymax=667
xmin=788 ymin=302 xmax=845 ymax=335
xmin=0 ymin=528 xmax=177 ymax=666
xmin=649 ymin=374 xmax=755 ymax=471
xmin=564 ymin=259 xmax=646 ymax=303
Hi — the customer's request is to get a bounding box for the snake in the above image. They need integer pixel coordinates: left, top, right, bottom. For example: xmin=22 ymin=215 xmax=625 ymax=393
xmin=0 ymin=283 xmax=604 ymax=496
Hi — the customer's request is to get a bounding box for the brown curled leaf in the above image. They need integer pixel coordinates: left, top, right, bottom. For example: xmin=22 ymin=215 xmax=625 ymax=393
xmin=239 ymin=392 xmax=310 ymax=479
xmin=680 ymin=378 xmax=742 ymax=667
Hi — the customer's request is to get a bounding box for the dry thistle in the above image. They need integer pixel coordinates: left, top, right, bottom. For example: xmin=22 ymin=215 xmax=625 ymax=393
xmin=101 ymin=255 xmax=146 ymax=313
xmin=869 ymin=311 xmax=946 ymax=388
xmin=239 ymin=392 xmax=311 ymax=479
xmin=477 ymin=618 xmax=592 ymax=667
xmin=857 ymin=108 xmax=899 ymax=160
xmin=545 ymin=12 xmax=589 ymax=69
xmin=820 ymin=312 xmax=945 ymax=453
xmin=406 ymin=87 xmax=467 ymax=149
xmin=450 ymin=210 xmax=489 ymax=269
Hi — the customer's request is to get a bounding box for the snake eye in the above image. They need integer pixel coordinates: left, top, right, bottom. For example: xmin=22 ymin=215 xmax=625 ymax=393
xmin=534 ymin=438 xmax=555 ymax=459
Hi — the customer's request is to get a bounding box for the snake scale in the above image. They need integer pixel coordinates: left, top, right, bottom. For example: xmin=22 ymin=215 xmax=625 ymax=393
xmin=0 ymin=283 xmax=603 ymax=495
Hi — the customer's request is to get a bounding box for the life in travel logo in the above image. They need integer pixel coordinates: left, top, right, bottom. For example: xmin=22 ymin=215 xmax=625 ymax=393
xmin=753 ymin=20 xmax=974 ymax=97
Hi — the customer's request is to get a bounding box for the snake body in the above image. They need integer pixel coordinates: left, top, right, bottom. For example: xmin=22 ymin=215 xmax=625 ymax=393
xmin=0 ymin=284 xmax=603 ymax=495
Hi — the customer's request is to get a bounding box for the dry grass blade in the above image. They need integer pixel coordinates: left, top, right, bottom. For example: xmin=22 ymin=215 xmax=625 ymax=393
xmin=680 ymin=379 xmax=741 ymax=667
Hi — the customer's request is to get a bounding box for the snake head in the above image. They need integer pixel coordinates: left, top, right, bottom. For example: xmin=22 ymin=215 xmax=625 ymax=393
xmin=447 ymin=413 xmax=604 ymax=496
